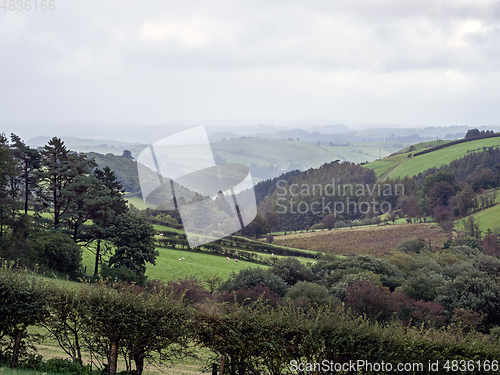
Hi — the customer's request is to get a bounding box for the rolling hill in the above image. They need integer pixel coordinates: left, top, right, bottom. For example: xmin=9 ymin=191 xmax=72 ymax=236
xmin=30 ymin=135 xmax=403 ymax=182
xmin=366 ymin=137 xmax=500 ymax=180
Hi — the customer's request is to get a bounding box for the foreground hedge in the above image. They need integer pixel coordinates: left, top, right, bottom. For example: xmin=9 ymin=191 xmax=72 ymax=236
xmin=2 ymin=263 xmax=500 ymax=375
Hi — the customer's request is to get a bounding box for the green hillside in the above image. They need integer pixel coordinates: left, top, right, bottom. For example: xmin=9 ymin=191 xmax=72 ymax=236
xmin=455 ymin=194 xmax=500 ymax=233
xmin=366 ymin=137 xmax=500 ymax=180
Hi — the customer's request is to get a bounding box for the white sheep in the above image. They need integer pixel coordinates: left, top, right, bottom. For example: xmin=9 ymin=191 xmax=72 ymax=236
xmin=226 ymin=257 xmax=230 ymax=260
xmin=182 ymin=257 xmax=185 ymax=260
xmin=235 ymin=259 xmax=239 ymax=262
xmin=178 ymin=258 xmax=182 ymax=261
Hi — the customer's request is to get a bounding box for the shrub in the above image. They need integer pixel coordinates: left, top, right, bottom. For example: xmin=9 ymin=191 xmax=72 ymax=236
xmin=218 ymin=268 xmax=288 ymax=296
xmin=406 ymin=300 xmax=446 ymax=328
xmin=395 ymin=238 xmax=427 ymax=254
xmin=396 ymin=269 xmax=445 ymax=302
xmin=100 ymin=264 xmax=147 ymax=285
xmin=42 ymin=358 xmax=91 ymax=375
xmin=286 ymin=281 xmax=332 ymax=308
xmin=166 ymin=276 xmax=213 ymax=305
xmin=446 ymin=245 xmax=482 ymax=259
xmin=221 ymin=285 xmax=281 ymax=308
xmin=269 ymin=257 xmax=315 ymax=286
xmin=345 ymin=281 xmax=407 ymax=322
xmin=334 ymin=220 xmax=346 ymax=228
xmin=30 ymin=231 xmax=82 ymax=278
xmin=437 ymin=271 xmax=500 ymax=331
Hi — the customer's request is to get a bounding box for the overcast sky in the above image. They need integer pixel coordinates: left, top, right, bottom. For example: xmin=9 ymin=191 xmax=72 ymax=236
xmin=1 ymin=0 xmax=500 ymax=139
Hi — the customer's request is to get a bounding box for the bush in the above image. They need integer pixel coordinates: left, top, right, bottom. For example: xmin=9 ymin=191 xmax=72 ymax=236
xmin=42 ymin=358 xmax=91 ymax=375
xmin=345 ymin=280 xmax=407 ymax=322
xmin=334 ymin=220 xmax=346 ymax=228
xmin=221 ymin=285 xmax=281 ymax=308
xmin=395 ymin=238 xmax=427 ymax=254
xmin=360 ymin=218 xmax=371 ymax=226
xmin=446 ymin=245 xmax=482 ymax=259
xmin=286 ymin=281 xmax=332 ymax=307
xmin=437 ymin=271 xmax=500 ymax=331
xmin=100 ymin=264 xmax=147 ymax=285
xmin=396 ymin=269 xmax=445 ymax=302
xmin=166 ymin=276 xmax=213 ymax=304
xmin=154 ymin=213 xmax=178 ymax=225
xmin=30 ymin=231 xmax=82 ymax=278
xmin=269 ymin=257 xmax=314 ymax=286
xmin=218 ymin=268 xmax=288 ymax=296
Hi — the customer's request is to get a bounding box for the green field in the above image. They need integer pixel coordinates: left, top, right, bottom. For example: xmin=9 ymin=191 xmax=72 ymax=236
xmin=455 ymin=197 xmax=500 ymax=234
xmin=366 ymin=137 xmax=500 ymax=180
xmin=146 ymin=247 xmax=266 ymax=281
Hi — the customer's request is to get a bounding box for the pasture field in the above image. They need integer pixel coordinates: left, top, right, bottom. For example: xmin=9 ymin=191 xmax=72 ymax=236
xmin=146 ymin=247 xmax=267 ymax=281
xmin=455 ymin=204 xmax=500 ymax=234
xmin=273 ymin=223 xmax=449 ymax=257
xmin=365 ymin=137 xmax=500 ymax=180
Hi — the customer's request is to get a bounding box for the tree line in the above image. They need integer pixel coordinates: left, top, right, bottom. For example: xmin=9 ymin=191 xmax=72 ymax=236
xmin=0 ymin=133 xmax=157 ymax=283
xmin=254 ymin=144 xmax=500 ymax=234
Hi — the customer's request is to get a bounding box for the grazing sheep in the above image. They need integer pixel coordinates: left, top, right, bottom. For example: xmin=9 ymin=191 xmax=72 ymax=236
xmin=178 ymin=258 xmax=182 ymax=261
xmin=271 ymin=253 xmax=274 ymax=256
xmin=182 ymin=257 xmax=185 ymax=260
xmin=226 ymin=257 xmax=230 ymax=260
xmin=235 ymin=259 xmax=239 ymax=262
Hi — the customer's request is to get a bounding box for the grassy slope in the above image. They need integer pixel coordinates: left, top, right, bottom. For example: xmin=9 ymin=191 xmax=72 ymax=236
xmin=81 ymin=219 xmax=315 ymax=281
xmin=366 ymin=137 xmax=500 ymax=180
xmin=146 ymin=247 xmax=267 ymax=281
xmin=455 ymin=193 xmax=500 ymax=233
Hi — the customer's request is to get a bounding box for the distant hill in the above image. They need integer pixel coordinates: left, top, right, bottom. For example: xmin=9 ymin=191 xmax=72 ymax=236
xmin=85 ymin=152 xmax=195 ymax=205
xmin=365 ymin=137 xmax=500 ymax=180
xmin=28 ymin=136 xmax=147 ymax=160
xmin=211 ymin=138 xmax=402 ymax=180
xmin=28 ymin=135 xmax=403 ymax=182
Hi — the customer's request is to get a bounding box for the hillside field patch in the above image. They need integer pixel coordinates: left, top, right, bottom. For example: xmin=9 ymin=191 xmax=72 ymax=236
xmin=273 ymin=223 xmax=449 ymax=257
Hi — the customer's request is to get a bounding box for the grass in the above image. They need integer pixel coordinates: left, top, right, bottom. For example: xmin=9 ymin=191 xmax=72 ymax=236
xmin=147 ymin=247 xmax=268 ymax=282
xmin=455 ymin=205 xmax=500 ymax=234
xmin=365 ymin=137 xmax=500 ymax=180
xmin=0 ymin=367 xmax=48 ymax=375
xmin=125 ymin=195 xmax=148 ymax=210
xmin=273 ymin=223 xmax=449 ymax=257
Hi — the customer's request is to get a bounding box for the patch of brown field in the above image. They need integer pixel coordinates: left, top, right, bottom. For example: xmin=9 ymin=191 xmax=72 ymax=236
xmin=273 ymin=223 xmax=449 ymax=257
